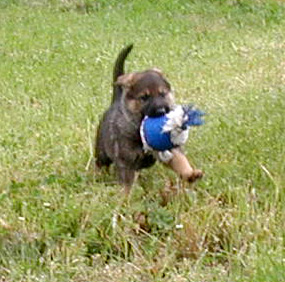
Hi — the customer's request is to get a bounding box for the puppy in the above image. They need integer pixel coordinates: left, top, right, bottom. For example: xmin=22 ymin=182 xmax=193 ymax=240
xmin=95 ymin=44 xmax=202 ymax=193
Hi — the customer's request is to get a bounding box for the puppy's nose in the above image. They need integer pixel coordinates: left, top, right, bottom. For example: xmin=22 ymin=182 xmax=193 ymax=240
xmin=155 ymin=107 xmax=166 ymax=116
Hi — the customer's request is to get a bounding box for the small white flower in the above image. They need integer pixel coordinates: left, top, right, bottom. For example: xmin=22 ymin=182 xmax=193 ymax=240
xmin=175 ymin=224 xmax=184 ymax=229
xmin=112 ymin=214 xmax=118 ymax=230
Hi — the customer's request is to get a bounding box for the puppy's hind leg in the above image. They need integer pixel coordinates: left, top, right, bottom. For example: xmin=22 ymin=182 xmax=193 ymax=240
xmin=94 ymin=122 xmax=112 ymax=170
xmin=95 ymin=149 xmax=112 ymax=169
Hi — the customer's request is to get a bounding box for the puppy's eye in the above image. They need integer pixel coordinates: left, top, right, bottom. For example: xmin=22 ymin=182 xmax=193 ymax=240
xmin=139 ymin=94 xmax=150 ymax=102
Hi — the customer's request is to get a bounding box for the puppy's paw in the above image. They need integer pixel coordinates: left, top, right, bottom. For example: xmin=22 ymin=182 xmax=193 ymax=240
xmin=186 ymin=169 xmax=203 ymax=183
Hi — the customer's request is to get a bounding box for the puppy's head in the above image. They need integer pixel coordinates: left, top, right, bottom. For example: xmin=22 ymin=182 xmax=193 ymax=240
xmin=116 ymin=68 xmax=174 ymax=118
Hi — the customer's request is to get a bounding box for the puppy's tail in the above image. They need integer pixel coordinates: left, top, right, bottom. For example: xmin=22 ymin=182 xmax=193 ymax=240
xmin=112 ymin=44 xmax=133 ymax=103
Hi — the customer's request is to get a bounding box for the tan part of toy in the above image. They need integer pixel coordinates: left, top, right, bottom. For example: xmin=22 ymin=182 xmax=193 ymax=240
xmin=166 ymin=148 xmax=203 ymax=182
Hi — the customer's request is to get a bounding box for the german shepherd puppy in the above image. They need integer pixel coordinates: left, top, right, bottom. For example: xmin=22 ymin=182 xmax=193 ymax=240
xmin=95 ymin=44 xmax=202 ymax=193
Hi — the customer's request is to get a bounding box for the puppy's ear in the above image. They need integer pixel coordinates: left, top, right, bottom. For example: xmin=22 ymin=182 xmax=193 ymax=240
xmin=152 ymin=68 xmax=171 ymax=89
xmin=115 ymin=73 xmax=135 ymax=88
xmin=151 ymin=68 xmax=163 ymax=75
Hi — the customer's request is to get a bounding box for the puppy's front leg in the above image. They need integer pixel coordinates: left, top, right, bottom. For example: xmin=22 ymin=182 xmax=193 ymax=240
xmin=117 ymin=165 xmax=136 ymax=195
xmin=166 ymin=148 xmax=203 ymax=182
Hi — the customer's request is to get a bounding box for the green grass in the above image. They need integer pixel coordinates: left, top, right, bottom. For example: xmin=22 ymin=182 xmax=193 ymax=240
xmin=0 ymin=0 xmax=284 ymax=281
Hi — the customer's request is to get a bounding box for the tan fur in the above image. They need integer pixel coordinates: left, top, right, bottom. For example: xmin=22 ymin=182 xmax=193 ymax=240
xmin=166 ymin=148 xmax=203 ymax=182
xmin=126 ymin=99 xmax=142 ymax=113
xmin=116 ymin=73 xmax=135 ymax=87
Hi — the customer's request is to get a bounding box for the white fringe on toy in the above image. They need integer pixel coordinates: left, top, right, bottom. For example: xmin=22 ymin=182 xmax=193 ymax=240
xmin=158 ymin=150 xmax=174 ymax=163
xmin=162 ymin=105 xmax=189 ymax=146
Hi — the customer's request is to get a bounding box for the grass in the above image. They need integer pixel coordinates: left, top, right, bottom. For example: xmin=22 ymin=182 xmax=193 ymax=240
xmin=0 ymin=0 xmax=284 ymax=281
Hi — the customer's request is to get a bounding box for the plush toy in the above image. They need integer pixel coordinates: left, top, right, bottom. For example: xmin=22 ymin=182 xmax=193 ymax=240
xmin=140 ymin=104 xmax=205 ymax=162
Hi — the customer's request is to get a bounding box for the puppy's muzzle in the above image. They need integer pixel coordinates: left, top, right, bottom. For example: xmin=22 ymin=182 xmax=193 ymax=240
xmin=155 ymin=107 xmax=168 ymax=116
xmin=144 ymin=96 xmax=171 ymax=117
xmin=146 ymin=105 xmax=170 ymax=117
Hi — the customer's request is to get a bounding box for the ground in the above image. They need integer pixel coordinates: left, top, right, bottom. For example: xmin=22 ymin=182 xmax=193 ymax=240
xmin=0 ymin=0 xmax=284 ymax=281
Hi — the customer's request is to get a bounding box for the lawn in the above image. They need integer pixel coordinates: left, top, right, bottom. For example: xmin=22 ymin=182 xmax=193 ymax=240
xmin=0 ymin=0 xmax=284 ymax=281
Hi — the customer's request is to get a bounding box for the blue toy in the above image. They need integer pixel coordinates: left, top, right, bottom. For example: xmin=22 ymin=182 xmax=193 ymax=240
xmin=140 ymin=104 xmax=205 ymax=160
